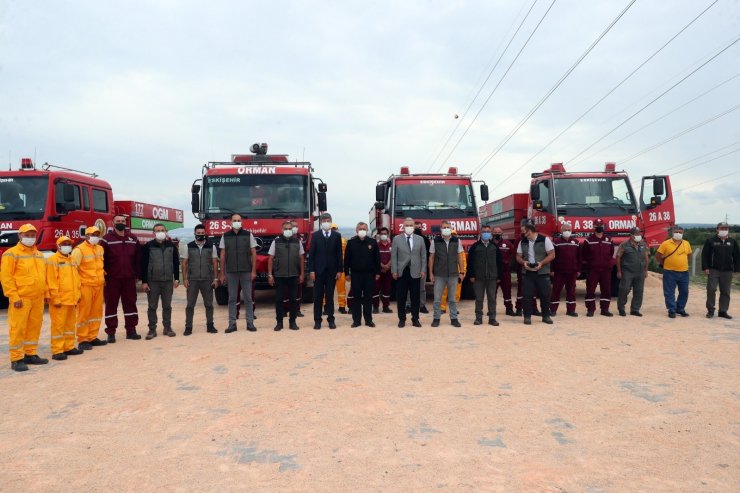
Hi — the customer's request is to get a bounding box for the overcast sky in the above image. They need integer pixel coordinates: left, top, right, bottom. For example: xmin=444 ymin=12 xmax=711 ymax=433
xmin=1 ymin=0 xmax=738 ymax=228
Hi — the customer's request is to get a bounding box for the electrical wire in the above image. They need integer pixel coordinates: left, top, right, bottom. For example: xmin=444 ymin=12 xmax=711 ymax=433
xmin=658 ymin=140 xmax=740 ymax=174
xmin=674 ymin=169 xmax=740 ymax=193
xmin=670 ymin=147 xmax=740 ymax=176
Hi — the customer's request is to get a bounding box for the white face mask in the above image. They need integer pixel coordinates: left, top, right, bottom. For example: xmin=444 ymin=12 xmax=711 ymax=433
xmin=633 ymin=235 xmax=642 ymax=243
xmin=673 ymin=233 xmax=683 ymax=241
xmin=718 ymin=230 xmax=729 ymax=238
xmin=357 ymin=230 xmax=367 ymax=239
xmin=561 ymin=231 xmax=572 ymax=239
xmin=155 ymin=231 xmax=167 ymax=241
xmin=404 ymin=226 xmax=415 ymax=235
xmin=231 ymin=221 xmax=242 ymax=230
xmin=283 ymin=229 xmax=293 ymax=238
xmin=21 ymin=237 xmax=36 ymax=247
xmin=291 ymin=226 xmax=298 ymax=235
xmin=379 ymin=234 xmax=388 ymax=242
xmin=60 ymin=245 xmax=73 ymax=255
xmin=88 ymin=236 xmax=100 ymax=245
xmin=321 ymin=221 xmax=332 ymax=231
xmin=441 ymin=228 xmax=451 ymax=237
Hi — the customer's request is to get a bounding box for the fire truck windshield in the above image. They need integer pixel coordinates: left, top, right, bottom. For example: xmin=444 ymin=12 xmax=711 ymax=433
xmin=394 ymin=183 xmax=476 ymax=218
xmin=0 ymin=177 xmax=48 ymax=219
xmin=203 ymin=174 xmax=309 ymax=217
xmin=554 ymin=177 xmax=637 ymax=216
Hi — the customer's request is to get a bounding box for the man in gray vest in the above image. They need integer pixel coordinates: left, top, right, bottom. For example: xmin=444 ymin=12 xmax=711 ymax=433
xmin=141 ymin=223 xmax=180 ymax=339
xmin=516 ymin=222 xmax=555 ymax=325
xmin=466 ymin=224 xmax=503 ymax=326
xmin=268 ymin=221 xmax=305 ymax=331
xmin=616 ymin=227 xmax=649 ymax=317
xmin=219 ymin=213 xmax=258 ymax=333
xmin=429 ymin=220 xmax=465 ymax=327
xmin=181 ymin=223 xmax=219 ymax=335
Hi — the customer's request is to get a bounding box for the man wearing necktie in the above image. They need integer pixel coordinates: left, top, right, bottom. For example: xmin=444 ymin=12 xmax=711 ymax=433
xmin=308 ymin=212 xmax=343 ymax=329
xmin=391 ymin=217 xmax=427 ymax=327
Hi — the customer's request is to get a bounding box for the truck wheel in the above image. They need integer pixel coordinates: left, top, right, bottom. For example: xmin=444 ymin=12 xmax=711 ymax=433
xmin=215 ymin=285 xmax=229 ymax=306
xmin=461 ymin=277 xmax=476 ymax=300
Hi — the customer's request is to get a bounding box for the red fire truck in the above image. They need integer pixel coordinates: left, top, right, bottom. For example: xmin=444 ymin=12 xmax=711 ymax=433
xmin=0 ymin=158 xmax=183 ymax=307
xmin=370 ymin=166 xmax=489 ymax=298
xmin=190 ymin=142 xmax=328 ymax=305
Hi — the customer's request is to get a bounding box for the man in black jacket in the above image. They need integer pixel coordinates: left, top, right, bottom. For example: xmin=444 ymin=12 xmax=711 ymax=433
xmin=141 ymin=224 xmax=180 ymax=339
xmin=702 ymin=221 xmax=739 ymax=319
xmin=308 ymin=212 xmax=343 ymax=329
xmin=466 ymin=225 xmax=503 ymax=326
xmin=344 ymin=222 xmax=380 ymax=328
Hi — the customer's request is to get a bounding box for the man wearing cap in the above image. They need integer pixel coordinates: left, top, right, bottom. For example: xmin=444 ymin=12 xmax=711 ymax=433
xmin=582 ymin=219 xmax=615 ymax=317
xmin=702 ymin=221 xmax=739 ymax=319
xmin=550 ymin=223 xmax=581 ymax=317
xmin=491 ymin=226 xmax=516 ymax=317
xmin=616 ymin=227 xmax=649 ymax=317
xmin=141 ymin=223 xmax=180 ymax=339
xmin=1 ymin=224 xmax=49 ymax=371
xmin=219 ymin=213 xmax=258 ymax=333
xmin=47 ymin=236 xmax=83 ymax=360
xmin=72 ymin=226 xmax=107 ymax=350
xmin=516 ymin=222 xmax=555 ymax=325
xmin=429 ymin=221 xmax=464 ymax=327
xmin=101 ymin=214 xmax=142 ymax=342
xmin=308 ymin=212 xmax=343 ymax=329
xmin=656 ymin=225 xmax=692 ymax=318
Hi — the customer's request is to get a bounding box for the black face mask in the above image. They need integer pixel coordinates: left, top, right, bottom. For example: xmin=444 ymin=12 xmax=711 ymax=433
xmin=493 ymin=234 xmax=502 ymax=241
xmin=595 ymin=226 xmax=604 ymax=233
xmin=114 ymin=223 xmax=126 ymax=231
xmin=195 ymin=234 xmax=206 ymax=242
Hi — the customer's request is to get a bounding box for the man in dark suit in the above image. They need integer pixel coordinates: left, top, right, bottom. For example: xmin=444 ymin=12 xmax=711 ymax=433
xmin=308 ymin=212 xmax=343 ymax=329
xmin=391 ymin=217 xmax=427 ymax=327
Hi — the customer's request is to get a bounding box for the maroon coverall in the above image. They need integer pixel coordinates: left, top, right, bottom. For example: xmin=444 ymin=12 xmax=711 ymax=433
xmin=550 ymin=237 xmax=581 ymax=315
xmin=582 ymin=233 xmax=615 ymax=313
xmin=373 ymin=240 xmax=392 ymax=310
xmin=102 ymin=231 xmax=141 ymax=335
xmin=493 ymin=238 xmax=515 ymax=312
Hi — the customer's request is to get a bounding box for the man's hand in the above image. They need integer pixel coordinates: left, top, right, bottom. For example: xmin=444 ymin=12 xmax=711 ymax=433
xmin=336 ymin=272 xmax=341 ymax=280
xmin=346 ymin=275 xmax=351 ymax=283
xmin=458 ymin=273 xmax=465 ymax=282
xmin=375 ymin=275 xmax=380 ymax=281
xmin=268 ymin=276 xmax=275 ymax=287
xmin=310 ymin=272 xmax=316 ymax=282
xmin=704 ymin=269 xmax=710 ymax=275
xmin=469 ymin=277 xmax=475 ymax=283
xmin=13 ymin=300 xmax=22 ymax=308
xmin=644 ymin=271 xmax=649 ymax=279
xmin=211 ymin=279 xmax=219 ymax=289
xmin=183 ymin=279 xmax=189 ymax=288
xmin=173 ymin=280 xmax=179 ymax=289
xmin=220 ymin=274 xmax=226 ymax=285
xmin=392 ymin=273 xmax=398 ymax=280
xmin=142 ymin=283 xmax=150 ymax=293
xmin=428 ymin=274 xmax=434 ymax=283
xmin=251 ymin=271 xmax=257 ymax=281
xmin=420 ymin=271 xmax=426 ymax=279
xmin=617 ymin=271 xmax=622 ymax=279
xmin=298 ymin=274 xmax=304 ymax=284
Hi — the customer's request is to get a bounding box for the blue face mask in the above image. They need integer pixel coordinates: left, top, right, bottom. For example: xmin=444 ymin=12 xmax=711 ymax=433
xmin=481 ymin=232 xmax=492 ymax=241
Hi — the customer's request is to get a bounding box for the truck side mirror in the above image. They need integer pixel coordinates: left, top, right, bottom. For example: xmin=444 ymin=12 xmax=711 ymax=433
xmin=191 ymin=192 xmax=200 ymax=214
xmin=318 ymin=192 xmax=327 ymax=212
xmin=530 ymin=184 xmax=540 ymax=201
xmin=650 ymin=196 xmax=662 ymax=208
xmin=191 ymin=184 xmax=201 ymax=194
xmin=318 ymin=183 xmax=328 ymax=193
xmin=652 ymin=178 xmax=664 ymax=196
xmin=374 ymin=201 xmax=384 ymax=211
xmin=375 ymin=183 xmax=386 ymax=203
xmin=480 ymin=184 xmax=489 ymax=202
xmin=533 ymin=200 xmax=543 ymax=211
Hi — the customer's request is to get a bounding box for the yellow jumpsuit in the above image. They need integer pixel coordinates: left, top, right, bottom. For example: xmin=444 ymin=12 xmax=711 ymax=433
xmin=336 ymin=236 xmax=347 ymax=308
xmin=441 ymin=251 xmax=467 ymax=312
xmin=47 ymin=251 xmax=82 ymax=355
xmin=72 ymin=241 xmax=105 ymax=343
xmin=1 ymin=243 xmax=47 ymax=362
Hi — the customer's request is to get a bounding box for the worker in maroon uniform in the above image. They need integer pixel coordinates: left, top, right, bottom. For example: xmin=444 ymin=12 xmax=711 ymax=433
xmin=491 ymin=226 xmax=516 ymax=317
xmin=550 ymin=222 xmax=581 ymax=317
xmin=515 ymin=220 xmax=539 ymax=316
xmin=582 ymin=218 xmax=615 ymax=317
xmin=102 ymin=215 xmax=142 ymax=342
xmin=373 ymin=227 xmax=393 ymax=313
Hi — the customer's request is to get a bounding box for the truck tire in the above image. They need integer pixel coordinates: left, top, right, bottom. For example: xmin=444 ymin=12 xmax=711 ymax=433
xmin=460 ymin=277 xmax=475 ymax=300
xmin=215 ymin=285 xmax=229 ymax=306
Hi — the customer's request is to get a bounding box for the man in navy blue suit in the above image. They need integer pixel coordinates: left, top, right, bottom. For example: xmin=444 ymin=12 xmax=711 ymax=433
xmin=308 ymin=212 xmax=343 ymax=329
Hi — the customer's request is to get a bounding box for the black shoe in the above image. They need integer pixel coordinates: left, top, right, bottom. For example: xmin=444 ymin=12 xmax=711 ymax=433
xmin=668 ymin=312 xmax=676 ymax=318
xmin=289 ymin=322 xmax=300 ymax=330
xmin=65 ymin=348 xmax=84 ymax=356
xmin=523 ymin=317 xmax=532 ymax=325
xmin=145 ymin=330 xmax=157 ymax=340
xmin=586 ymin=311 xmax=595 ymax=317
xmin=505 ymin=307 xmax=516 ymax=317
xmin=566 ymin=312 xmax=578 ymax=317
xmin=630 ymin=311 xmax=643 ymax=317
xmin=107 ymin=334 xmax=116 ymax=343
xmin=247 ymin=324 xmax=257 ymax=332
xmin=412 ymin=320 xmax=422 ymax=328
xmin=252 ymin=313 xmax=257 ymax=320
xmin=601 ymin=311 xmax=614 ymax=317
xmin=373 ymin=307 xmax=379 ymax=314
xmin=90 ymin=338 xmax=107 ymax=347
xmin=618 ymin=309 xmax=627 ymax=317
xmin=532 ymin=309 xmax=542 ymax=317
xmin=79 ymin=342 xmax=93 ymax=350
xmin=677 ymin=311 xmax=690 ymax=317
xmin=274 ymin=323 xmax=283 ymax=331
xmin=451 ymin=319 xmax=461 ymax=328
xmin=328 ymin=322 xmax=337 ymax=329
xmin=398 ymin=320 xmax=405 ymax=328
xmin=542 ymin=316 xmax=554 ymax=325
xmin=420 ymin=306 xmax=429 ymax=314
xmin=382 ymin=307 xmax=393 ymax=313
xmin=431 ymin=319 xmax=440 ymax=327
xmin=489 ymin=319 xmax=499 ymax=326
xmin=225 ymin=324 xmax=237 ymax=333
xmin=366 ymin=321 xmax=376 ymax=328
xmin=550 ymin=312 xmax=557 ymax=317
xmin=338 ymin=307 xmax=347 ymax=314
xmin=296 ymin=311 xmax=304 ymax=318
xmin=474 ymin=318 xmax=483 ymax=325
xmin=206 ymin=325 xmax=218 ymax=333
xmin=322 ymin=308 xmax=327 ymax=316
xmin=52 ymin=353 xmax=67 ymax=361
xmin=515 ymin=308 xmax=523 ymax=317
xmin=314 ymin=323 xmax=321 ymax=330
xmin=184 ymin=329 xmax=192 ymax=336
xmin=24 ymin=355 xmax=49 ymax=365
xmin=718 ymin=312 xmax=733 ymax=319
xmin=706 ymin=311 xmax=715 ymax=319
xmin=126 ymin=332 xmax=142 ymax=340
xmin=351 ymin=322 xmax=361 ymax=328
xmin=163 ymin=329 xmax=176 ymax=337
xmin=11 ymin=360 xmax=28 ymax=372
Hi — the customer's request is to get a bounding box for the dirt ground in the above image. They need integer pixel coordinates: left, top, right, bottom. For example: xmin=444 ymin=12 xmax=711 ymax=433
xmin=0 ymin=273 xmax=738 ymax=492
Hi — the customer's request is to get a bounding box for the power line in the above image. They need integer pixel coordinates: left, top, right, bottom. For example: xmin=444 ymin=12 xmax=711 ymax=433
xmin=513 ymin=0 xmax=719 ymax=174
xmin=437 ymin=0 xmax=558 ymax=170
xmin=674 ymin=169 xmax=740 ymax=193
xmin=658 ymin=140 xmax=740 ymax=174
xmin=572 ymin=71 xmax=740 ymax=166
xmin=426 ymin=0 xmax=537 ymax=171
xmin=478 ymin=0 xmax=638 ymax=186
xmin=617 ymin=103 xmax=740 ymax=163
xmin=670 ymin=147 xmax=740 ymax=176
xmin=566 ymin=32 xmax=740 ymax=165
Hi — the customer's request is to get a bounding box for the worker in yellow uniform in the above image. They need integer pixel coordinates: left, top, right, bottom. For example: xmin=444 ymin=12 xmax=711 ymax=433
xmin=47 ymin=236 xmax=84 ymax=360
xmin=0 ymin=224 xmax=49 ymax=372
xmin=440 ymin=230 xmax=466 ymax=313
xmin=324 ymin=224 xmax=349 ymax=314
xmin=72 ymin=226 xmax=108 ymax=350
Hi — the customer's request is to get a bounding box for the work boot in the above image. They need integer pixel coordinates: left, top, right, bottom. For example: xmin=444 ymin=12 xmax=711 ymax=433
xmin=706 ymin=311 xmax=714 ymax=319
xmin=52 ymin=353 xmax=68 ymax=361
xmin=523 ymin=317 xmax=532 ymax=325
xmin=107 ymin=334 xmax=116 ymax=343
xmin=586 ymin=311 xmax=595 ymax=317
xmin=145 ymin=330 xmax=157 ymax=340
xmin=542 ymin=316 xmax=554 ymax=325
xmin=505 ymin=307 xmax=516 ymax=317
xmin=431 ymin=319 xmax=440 ymax=327
xmin=618 ymin=309 xmax=627 ymax=317
xmin=328 ymin=322 xmax=337 ymax=329
xmin=451 ymin=319 xmax=461 ymax=328
xmin=126 ymin=332 xmax=142 ymax=340
xmin=668 ymin=312 xmax=676 ymax=318
xmin=163 ymin=329 xmax=176 ymax=337
xmin=274 ymin=323 xmax=283 ymax=331
xmin=338 ymin=307 xmax=347 ymax=314
xmin=515 ymin=308 xmax=523 ymax=317
xmin=382 ymin=307 xmax=393 ymax=313
xmin=630 ymin=311 xmax=643 ymax=317
xmin=289 ymin=321 xmax=300 ymax=330
xmin=225 ymin=324 xmax=237 ymax=333
xmin=351 ymin=322 xmax=361 ymax=328
xmin=184 ymin=328 xmax=192 ymax=336
xmin=718 ymin=312 xmax=733 ymax=319
xmin=366 ymin=321 xmax=376 ymax=328
xmin=11 ymin=360 xmax=28 ymax=372
xmin=489 ymin=318 xmax=499 ymax=326
xmin=24 ymin=355 xmax=49 ymax=365
xmin=411 ymin=320 xmax=422 ymax=328
xmin=297 ymin=311 xmax=304 ymax=317
xmin=566 ymin=312 xmax=578 ymax=317
xmin=246 ymin=324 xmax=257 ymax=332
xmin=677 ymin=311 xmax=690 ymax=317
xmin=90 ymin=338 xmax=107 ymax=347
xmin=532 ymin=308 xmax=542 ymax=317
xmin=601 ymin=311 xmax=614 ymax=317
xmin=65 ymin=348 xmax=84 ymax=356
xmin=78 ymin=342 xmax=93 ymax=350
xmin=420 ymin=305 xmax=429 ymax=314
xmin=473 ymin=317 xmax=483 ymax=325
xmin=206 ymin=325 xmax=218 ymax=333
xmin=373 ymin=306 xmax=379 ymax=314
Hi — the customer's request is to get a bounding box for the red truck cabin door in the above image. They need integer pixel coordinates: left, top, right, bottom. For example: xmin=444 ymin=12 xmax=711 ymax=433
xmin=639 ymin=175 xmax=675 ymax=248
